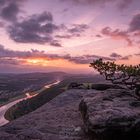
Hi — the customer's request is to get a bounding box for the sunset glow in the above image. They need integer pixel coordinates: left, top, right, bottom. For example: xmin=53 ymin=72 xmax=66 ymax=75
xmin=0 ymin=0 xmax=140 ymax=73
xmin=26 ymin=58 xmax=49 ymax=66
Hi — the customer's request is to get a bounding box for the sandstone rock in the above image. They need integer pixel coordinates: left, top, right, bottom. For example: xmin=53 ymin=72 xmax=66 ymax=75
xmin=79 ymin=89 xmax=140 ymax=140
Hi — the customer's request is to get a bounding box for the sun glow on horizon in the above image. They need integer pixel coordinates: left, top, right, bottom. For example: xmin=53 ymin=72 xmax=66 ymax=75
xmin=26 ymin=58 xmax=49 ymax=66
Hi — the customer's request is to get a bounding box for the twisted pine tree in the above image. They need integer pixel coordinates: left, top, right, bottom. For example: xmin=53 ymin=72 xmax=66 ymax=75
xmin=90 ymin=59 xmax=140 ymax=97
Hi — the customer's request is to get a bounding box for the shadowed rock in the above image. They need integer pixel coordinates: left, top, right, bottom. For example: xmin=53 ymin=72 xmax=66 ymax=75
xmin=79 ymin=89 xmax=140 ymax=140
xmin=91 ymin=84 xmax=124 ymax=90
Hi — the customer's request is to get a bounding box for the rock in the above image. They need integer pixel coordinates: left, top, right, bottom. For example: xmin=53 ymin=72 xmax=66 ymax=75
xmin=1 ymin=87 xmax=138 ymax=140
xmin=16 ymin=129 xmax=44 ymax=140
xmin=0 ymin=132 xmax=18 ymax=140
xmin=0 ymin=89 xmax=95 ymax=140
xmin=79 ymin=89 xmax=140 ymax=140
xmin=91 ymin=84 xmax=124 ymax=90
xmin=68 ymin=82 xmax=84 ymax=89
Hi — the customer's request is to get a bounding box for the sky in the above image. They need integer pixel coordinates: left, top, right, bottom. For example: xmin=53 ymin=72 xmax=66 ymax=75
xmin=0 ymin=0 xmax=140 ymax=73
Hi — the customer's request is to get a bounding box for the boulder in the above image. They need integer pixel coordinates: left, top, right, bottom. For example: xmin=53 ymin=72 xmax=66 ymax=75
xmin=79 ymin=89 xmax=140 ymax=140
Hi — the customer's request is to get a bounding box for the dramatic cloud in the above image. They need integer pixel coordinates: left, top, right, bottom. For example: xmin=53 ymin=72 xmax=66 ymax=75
xmin=101 ymin=27 xmax=132 ymax=46
xmin=5 ymin=9 xmax=89 ymax=45
xmin=7 ymin=12 xmax=61 ymax=45
xmin=0 ymin=45 xmax=114 ymax=65
xmin=129 ymin=13 xmax=140 ymax=32
xmin=0 ymin=0 xmax=26 ymax=22
xmin=1 ymin=3 xmax=19 ymax=22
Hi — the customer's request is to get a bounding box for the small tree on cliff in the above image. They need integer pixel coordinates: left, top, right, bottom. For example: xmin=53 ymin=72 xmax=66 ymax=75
xmin=90 ymin=59 xmax=140 ymax=96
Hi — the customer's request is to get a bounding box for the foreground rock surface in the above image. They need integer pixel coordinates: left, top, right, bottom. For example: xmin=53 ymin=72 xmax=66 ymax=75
xmin=0 ymin=89 xmax=97 ymax=140
xmin=0 ymin=87 xmax=139 ymax=140
xmin=79 ymin=89 xmax=140 ymax=140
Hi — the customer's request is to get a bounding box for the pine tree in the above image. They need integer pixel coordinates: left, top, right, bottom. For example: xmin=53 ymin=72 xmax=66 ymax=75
xmin=90 ymin=59 xmax=140 ymax=97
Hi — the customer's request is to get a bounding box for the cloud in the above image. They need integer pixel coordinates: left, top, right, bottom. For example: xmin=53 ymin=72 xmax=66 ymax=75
xmin=0 ymin=57 xmax=21 ymax=65
xmin=101 ymin=13 xmax=140 ymax=46
xmin=7 ymin=12 xmax=61 ymax=45
xmin=68 ymin=54 xmax=115 ymax=64
xmin=101 ymin=27 xmax=133 ymax=46
xmin=55 ymin=24 xmax=89 ymax=39
xmin=0 ymin=0 xmax=26 ymax=22
xmin=117 ymin=0 xmax=133 ymax=10
xmin=129 ymin=13 xmax=140 ymax=32
xmin=61 ymin=0 xmax=133 ymax=10
xmin=110 ymin=53 xmax=122 ymax=58
xmin=120 ymin=55 xmax=132 ymax=60
xmin=1 ymin=3 xmax=19 ymax=22
xmin=61 ymin=0 xmax=113 ymax=6
xmin=0 ymin=21 xmax=4 ymax=27
xmin=0 ymin=44 xmax=46 ymax=58
xmin=135 ymin=53 xmax=140 ymax=56
xmin=68 ymin=24 xmax=89 ymax=33
xmin=55 ymin=34 xmax=72 ymax=39
xmin=50 ymin=40 xmax=62 ymax=47
xmin=96 ymin=34 xmax=102 ymax=37
xmin=0 ymin=45 xmax=115 ymax=65
xmin=110 ymin=52 xmax=132 ymax=60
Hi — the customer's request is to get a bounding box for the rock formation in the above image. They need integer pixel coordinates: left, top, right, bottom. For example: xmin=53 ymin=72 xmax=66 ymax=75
xmin=79 ymin=89 xmax=140 ymax=140
xmin=0 ymin=84 xmax=140 ymax=140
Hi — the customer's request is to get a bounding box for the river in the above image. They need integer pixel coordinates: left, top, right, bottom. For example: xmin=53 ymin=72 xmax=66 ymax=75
xmin=0 ymin=80 xmax=60 ymax=126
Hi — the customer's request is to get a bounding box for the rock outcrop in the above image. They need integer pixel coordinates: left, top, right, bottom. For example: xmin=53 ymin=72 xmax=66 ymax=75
xmin=0 ymin=85 xmax=140 ymax=140
xmin=79 ymin=89 xmax=140 ymax=140
xmin=0 ymin=89 xmax=97 ymax=140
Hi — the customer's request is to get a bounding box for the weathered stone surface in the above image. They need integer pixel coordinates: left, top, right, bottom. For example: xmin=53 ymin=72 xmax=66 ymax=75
xmin=1 ymin=86 xmax=138 ymax=140
xmin=79 ymin=89 xmax=140 ymax=140
xmin=0 ymin=89 xmax=96 ymax=140
xmin=0 ymin=132 xmax=18 ymax=140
